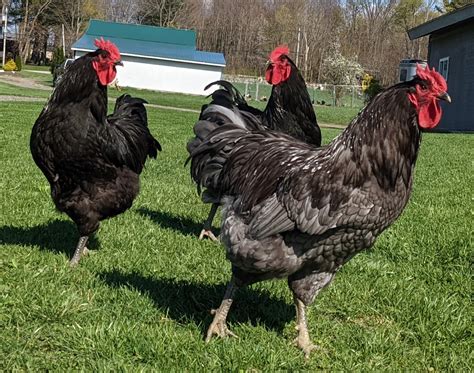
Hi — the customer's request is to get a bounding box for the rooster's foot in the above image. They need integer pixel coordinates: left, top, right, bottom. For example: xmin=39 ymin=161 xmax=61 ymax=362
xmin=205 ymin=278 xmax=237 ymax=342
xmin=199 ymin=229 xmax=219 ymax=241
xmin=205 ymin=309 xmax=238 ymax=341
xmin=293 ymin=334 xmax=321 ymax=359
xmin=292 ymin=297 xmax=324 ymax=358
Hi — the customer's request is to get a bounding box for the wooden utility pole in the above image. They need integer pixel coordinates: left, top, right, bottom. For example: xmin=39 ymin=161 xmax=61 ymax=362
xmin=62 ymin=24 xmax=66 ymax=56
xmin=296 ymin=27 xmax=301 ymax=67
xmin=1 ymin=2 xmax=8 ymax=67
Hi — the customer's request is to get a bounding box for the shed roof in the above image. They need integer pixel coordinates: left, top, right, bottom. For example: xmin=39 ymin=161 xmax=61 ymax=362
xmin=72 ymin=20 xmax=226 ymax=67
xmin=408 ymin=4 xmax=474 ymax=40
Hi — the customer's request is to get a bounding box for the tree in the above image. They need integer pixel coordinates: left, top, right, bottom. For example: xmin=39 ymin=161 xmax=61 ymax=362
xmin=49 ymin=0 xmax=102 ymax=55
xmin=8 ymin=0 xmax=443 ymax=84
xmin=436 ymin=0 xmax=474 ymax=12
xmin=103 ymin=0 xmax=140 ymax=23
xmin=322 ymin=40 xmax=363 ymax=106
xmin=137 ymin=0 xmax=184 ymax=27
xmin=15 ymin=0 xmax=53 ymax=62
xmin=394 ymin=0 xmax=437 ymax=59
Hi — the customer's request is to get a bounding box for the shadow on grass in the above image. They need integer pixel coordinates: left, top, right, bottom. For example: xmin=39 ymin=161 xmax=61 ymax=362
xmin=0 ymin=219 xmax=99 ymax=258
xmin=98 ymin=269 xmax=294 ymax=334
xmin=136 ymin=207 xmax=220 ymax=238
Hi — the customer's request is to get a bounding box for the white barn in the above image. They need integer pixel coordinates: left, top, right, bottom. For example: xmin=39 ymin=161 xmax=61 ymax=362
xmin=72 ymin=20 xmax=226 ymax=95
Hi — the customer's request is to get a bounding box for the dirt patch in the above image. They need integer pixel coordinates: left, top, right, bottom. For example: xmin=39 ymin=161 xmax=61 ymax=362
xmin=0 ymin=73 xmax=51 ymax=91
xmin=0 ymin=95 xmax=45 ymax=102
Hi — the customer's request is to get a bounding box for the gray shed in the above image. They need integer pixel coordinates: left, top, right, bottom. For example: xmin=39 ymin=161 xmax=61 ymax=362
xmin=408 ymin=5 xmax=474 ymax=132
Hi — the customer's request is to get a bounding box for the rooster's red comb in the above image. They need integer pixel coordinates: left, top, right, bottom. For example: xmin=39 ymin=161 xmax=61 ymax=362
xmin=94 ymin=37 xmax=121 ymax=61
xmin=269 ymin=45 xmax=290 ymax=62
xmin=416 ymin=64 xmax=447 ymax=92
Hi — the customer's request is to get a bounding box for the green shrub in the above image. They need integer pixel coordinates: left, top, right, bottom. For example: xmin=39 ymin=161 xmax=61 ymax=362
xmin=14 ymin=55 xmax=22 ymax=71
xmin=363 ymin=74 xmax=384 ymax=103
xmin=3 ymin=59 xmax=17 ymax=71
xmin=50 ymin=47 xmax=65 ymax=75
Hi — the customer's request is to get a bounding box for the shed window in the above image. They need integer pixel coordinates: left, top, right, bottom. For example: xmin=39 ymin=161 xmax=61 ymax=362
xmin=439 ymin=57 xmax=449 ymax=81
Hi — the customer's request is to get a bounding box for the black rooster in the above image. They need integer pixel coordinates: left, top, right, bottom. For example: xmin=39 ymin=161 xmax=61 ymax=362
xmin=188 ymin=45 xmax=321 ymax=240
xmin=30 ymin=39 xmax=161 ymax=266
xmin=189 ymin=65 xmax=450 ymax=357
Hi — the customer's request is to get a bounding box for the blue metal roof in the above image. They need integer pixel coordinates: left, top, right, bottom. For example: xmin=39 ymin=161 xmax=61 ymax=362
xmin=72 ymin=20 xmax=226 ymax=66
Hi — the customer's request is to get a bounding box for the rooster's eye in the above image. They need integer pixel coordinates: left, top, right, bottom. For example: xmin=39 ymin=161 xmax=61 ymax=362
xmin=419 ymin=83 xmax=428 ymax=91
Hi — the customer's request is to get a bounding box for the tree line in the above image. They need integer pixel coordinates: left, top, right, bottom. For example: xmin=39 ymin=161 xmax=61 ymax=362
xmin=3 ymin=0 xmax=472 ymax=85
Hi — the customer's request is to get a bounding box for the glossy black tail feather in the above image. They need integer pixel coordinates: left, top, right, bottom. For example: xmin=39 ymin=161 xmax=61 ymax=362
xmin=188 ymin=123 xmax=248 ymax=195
xmin=187 ymin=81 xmax=264 ymax=196
xmin=105 ymin=94 xmax=161 ymax=173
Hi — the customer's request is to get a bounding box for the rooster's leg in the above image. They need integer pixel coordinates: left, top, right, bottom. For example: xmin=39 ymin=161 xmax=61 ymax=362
xmin=293 ymin=296 xmax=319 ymax=359
xmin=69 ymin=236 xmax=89 ymax=267
xmin=205 ymin=277 xmax=238 ymax=341
xmin=199 ymin=203 xmax=219 ymax=241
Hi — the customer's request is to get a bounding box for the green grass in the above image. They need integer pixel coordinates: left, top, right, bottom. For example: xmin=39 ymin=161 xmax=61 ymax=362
xmin=0 ymin=79 xmax=360 ymax=125
xmin=0 ymin=100 xmax=472 ymax=370
xmin=109 ymin=86 xmax=208 ymax=111
xmin=316 ymin=105 xmax=361 ymax=126
xmin=22 ymin=64 xmax=51 ymax=72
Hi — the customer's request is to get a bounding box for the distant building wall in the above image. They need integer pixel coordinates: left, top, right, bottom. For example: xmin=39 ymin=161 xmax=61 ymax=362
xmin=429 ymin=22 xmax=474 ymax=132
xmin=75 ymin=51 xmax=223 ymax=95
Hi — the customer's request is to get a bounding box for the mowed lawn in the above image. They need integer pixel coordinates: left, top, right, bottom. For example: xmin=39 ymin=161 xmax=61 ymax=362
xmin=0 ymin=98 xmax=472 ymax=371
xmin=0 ymin=68 xmax=361 ymax=126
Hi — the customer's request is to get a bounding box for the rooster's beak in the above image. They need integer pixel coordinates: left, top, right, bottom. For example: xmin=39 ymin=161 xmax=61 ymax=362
xmin=115 ymin=61 xmax=124 ymax=67
xmin=438 ymin=92 xmax=451 ymax=103
xmin=265 ymin=60 xmax=272 ymax=69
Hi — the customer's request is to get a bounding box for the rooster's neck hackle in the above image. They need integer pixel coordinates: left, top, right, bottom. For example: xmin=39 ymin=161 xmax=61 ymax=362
xmin=264 ymin=63 xmax=320 ymax=146
xmin=48 ymin=53 xmax=109 ymax=121
xmin=332 ymin=84 xmax=421 ymax=190
xmin=268 ymin=65 xmax=311 ymax=115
